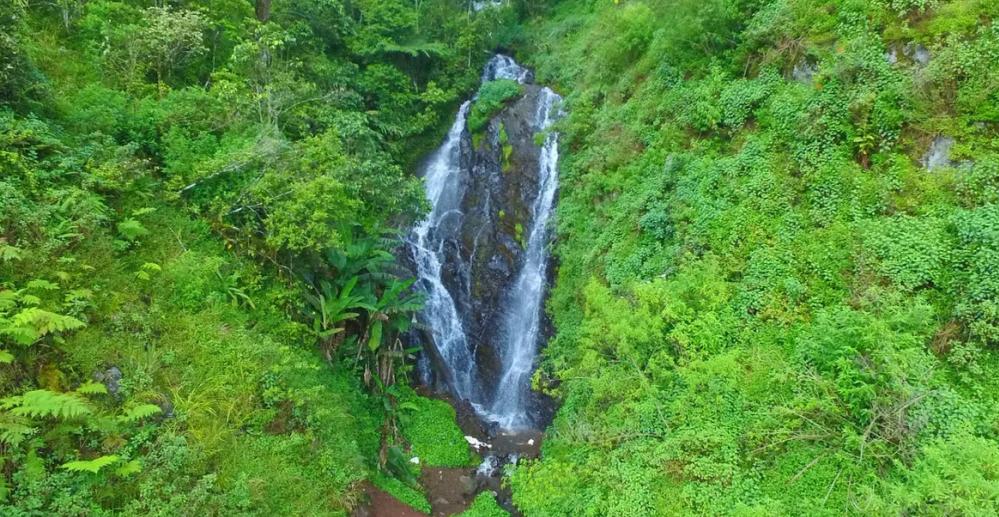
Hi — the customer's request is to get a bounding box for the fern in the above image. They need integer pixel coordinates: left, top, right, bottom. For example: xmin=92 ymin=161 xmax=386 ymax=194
xmin=75 ymin=381 xmax=108 ymax=395
xmin=116 ymin=218 xmax=149 ymax=241
xmin=25 ymin=279 xmax=59 ymax=291
xmin=3 ymin=390 xmax=94 ymax=420
xmin=7 ymin=307 xmax=85 ymax=345
xmin=0 ymin=242 xmax=22 ymax=262
xmin=118 ymin=404 xmax=162 ymax=423
xmin=17 ymin=293 xmax=41 ymax=306
xmin=0 ymin=290 xmax=17 ymax=311
xmin=0 ymin=349 xmax=12 ymax=364
xmin=115 ymin=459 xmax=143 ymax=477
xmin=135 ymin=262 xmax=161 ymax=281
xmin=61 ymin=454 xmax=120 ymax=473
xmin=0 ymin=413 xmax=35 ymax=446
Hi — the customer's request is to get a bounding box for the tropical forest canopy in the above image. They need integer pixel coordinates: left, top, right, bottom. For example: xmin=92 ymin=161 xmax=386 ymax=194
xmin=2 ymin=0 xmax=999 ymax=515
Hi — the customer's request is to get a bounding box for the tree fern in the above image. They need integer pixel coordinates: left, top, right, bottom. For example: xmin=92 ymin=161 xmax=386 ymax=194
xmin=3 ymin=389 xmax=94 ymax=420
xmin=118 ymin=404 xmax=162 ymax=423
xmin=7 ymin=307 xmax=85 ymax=345
xmin=0 ymin=412 xmax=35 ymax=447
xmin=60 ymin=454 xmax=120 ymax=473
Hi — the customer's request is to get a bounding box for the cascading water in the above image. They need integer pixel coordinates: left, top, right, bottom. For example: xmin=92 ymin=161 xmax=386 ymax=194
xmin=409 ymin=101 xmax=480 ymax=402
xmin=487 ymin=87 xmax=560 ymax=429
xmin=409 ymin=55 xmax=561 ymax=431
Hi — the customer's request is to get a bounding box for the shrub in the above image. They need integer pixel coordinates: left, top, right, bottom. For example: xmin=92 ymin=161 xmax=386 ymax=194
xmin=468 ymin=80 xmax=523 ymax=134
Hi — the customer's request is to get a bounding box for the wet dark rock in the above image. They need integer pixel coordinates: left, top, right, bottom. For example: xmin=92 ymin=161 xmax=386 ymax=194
xmin=157 ymin=395 xmax=175 ymax=419
xmin=94 ymin=366 xmax=122 ymax=397
xmin=422 ymin=83 xmax=552 ymax=398
xmin=407 ymin=55 xmax=560 ymax=437
xmin=458 ymin=475 xmax=476 ymax=496
xmin=476 ymin=455 xmax=502 ymax=478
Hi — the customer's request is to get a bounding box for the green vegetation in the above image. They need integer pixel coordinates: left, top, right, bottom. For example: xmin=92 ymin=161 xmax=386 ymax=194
xmin=399 ymin=388 xmax=477 ymax=468
xmin=459 ymin=491 xmax=510 ymax=517
xmin=469 ymin=79 xmax=525 ymax=133
xmin=6 ymin=0 xmax=999 ymax=514
xmin=0 ymin=0 xmax=513 ymax=513
xmin=499 ymin=122 xmax=514 ymax=171
xmin=372 ymin=471 xmax=434 ymax=514
xmin=506 ymin=0 xmax=999 ymax=515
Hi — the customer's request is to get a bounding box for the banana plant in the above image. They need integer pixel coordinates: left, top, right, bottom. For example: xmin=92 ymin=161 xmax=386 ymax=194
xmin=303 ymin=276 xmax=368 ymax=362
xmin=357 ymin=279 xmax=424 ymax=390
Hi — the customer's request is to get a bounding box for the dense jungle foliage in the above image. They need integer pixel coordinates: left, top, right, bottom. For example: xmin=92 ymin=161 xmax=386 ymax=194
xmin=0 ymin=0 xmax=520 ymax=514
xmin=508 ymin=0 xmax=999 ymax=515
xmin=5 ymin=0 xmax=999 ymax=515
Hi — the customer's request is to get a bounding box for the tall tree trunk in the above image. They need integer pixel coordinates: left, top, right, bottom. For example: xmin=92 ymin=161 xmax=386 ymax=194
xmin=255 ymin=0 xmax=271 ymax=22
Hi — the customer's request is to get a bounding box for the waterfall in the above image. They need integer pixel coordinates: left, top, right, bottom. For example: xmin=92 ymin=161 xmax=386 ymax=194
xmin=410 ymin=55 xmax=561 ymax=431
xmin=487 ymin=87 xmax=560 ymax=429
xmin=409 ymin=101 xmax=482 ymax=403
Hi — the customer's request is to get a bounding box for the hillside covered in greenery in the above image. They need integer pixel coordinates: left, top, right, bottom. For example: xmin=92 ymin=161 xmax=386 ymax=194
xmin=0 ymin=0 xmax=515 ymax=514
xmin=4 ymin=0 xmax=999 ymax=515
xmin=509 ymin=0 xmax=999 ymax=515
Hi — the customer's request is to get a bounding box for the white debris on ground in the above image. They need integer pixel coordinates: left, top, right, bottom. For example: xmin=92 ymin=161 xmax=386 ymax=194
xmin=464 ymin=435 xmax=493 ymax=450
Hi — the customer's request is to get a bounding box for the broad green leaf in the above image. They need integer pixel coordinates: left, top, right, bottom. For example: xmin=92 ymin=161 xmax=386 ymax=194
xmin=367 ymin=320 xmax=383 ymax=352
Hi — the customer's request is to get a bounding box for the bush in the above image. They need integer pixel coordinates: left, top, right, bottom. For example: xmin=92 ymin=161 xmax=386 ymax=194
xmin=468 ymin=80 xmax=523 ymax=133
xmin=398 ymin=390 xmax=475 ymax=468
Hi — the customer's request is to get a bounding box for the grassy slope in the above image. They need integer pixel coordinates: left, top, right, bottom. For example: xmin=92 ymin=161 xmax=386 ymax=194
xmin=509 ymin=0 xmax=999 ymax=515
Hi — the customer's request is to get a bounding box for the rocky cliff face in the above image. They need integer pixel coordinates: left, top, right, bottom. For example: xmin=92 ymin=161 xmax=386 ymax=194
xmin=408 ymin=56 xmax=559 ymax=430
xmin=455 ymin=85 xmax=548 ymax=391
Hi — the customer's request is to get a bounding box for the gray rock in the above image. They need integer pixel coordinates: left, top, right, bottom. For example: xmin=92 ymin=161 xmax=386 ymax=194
xmin=903 ymin=43 xmax=931 ymax=67
xmin=885 ymin=48 xmax=899 ymax=65
xmin=94 ymin=366 xmax=122 ymax=396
